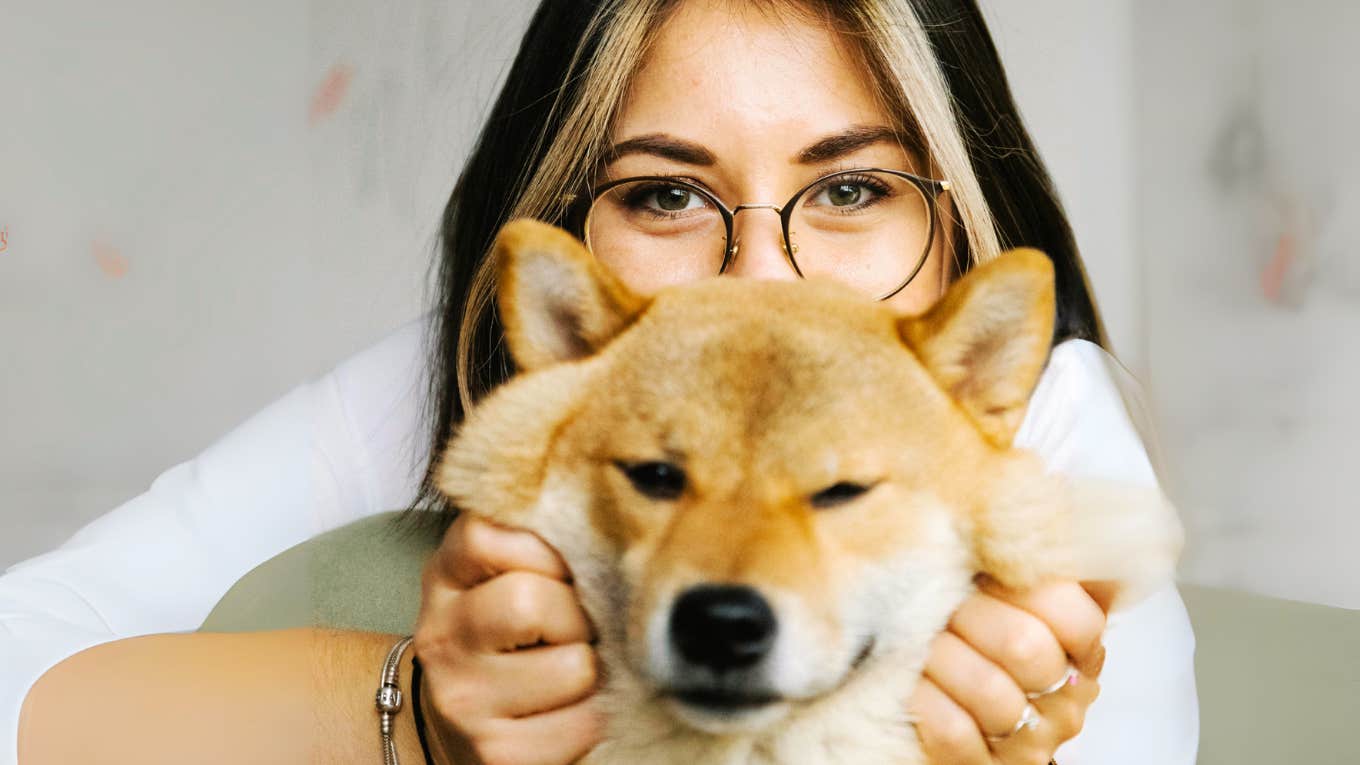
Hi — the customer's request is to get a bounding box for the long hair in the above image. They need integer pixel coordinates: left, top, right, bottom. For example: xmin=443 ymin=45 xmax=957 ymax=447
xmin=394 ymin=0 xmax=1105 ymax=538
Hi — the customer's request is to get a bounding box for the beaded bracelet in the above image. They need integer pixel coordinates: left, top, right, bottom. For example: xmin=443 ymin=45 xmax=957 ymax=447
xmin=375 ymin=636 xmax=415 ymax=765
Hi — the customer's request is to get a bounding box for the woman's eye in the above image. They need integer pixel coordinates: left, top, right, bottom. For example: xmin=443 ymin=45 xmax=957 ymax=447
xmin=617 ymin=460 xmax=687 ymax=500
xmin=653 ymin=187 xmax=697 ymax=211
xmin=810 ymin=481 xmax=874 ymax=509
xmin=807 ymin=175 xmax=892 ymax=211
xmin=625 ymin=184 xmax=707 ymax=214
xmin=823 ymin=182 xmax=864 ymax=207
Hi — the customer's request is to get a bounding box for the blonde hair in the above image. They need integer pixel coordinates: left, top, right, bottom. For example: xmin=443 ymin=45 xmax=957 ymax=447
xmin=453 ymin=0 xmax=1003 ymax=410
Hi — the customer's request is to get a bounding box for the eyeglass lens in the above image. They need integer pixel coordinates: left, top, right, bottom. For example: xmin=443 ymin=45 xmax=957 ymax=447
xmin=584 ymin=170 xmax=933 ymax=299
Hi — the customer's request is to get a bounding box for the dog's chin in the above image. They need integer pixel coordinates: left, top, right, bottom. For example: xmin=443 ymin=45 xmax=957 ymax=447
xmin=662 ymin=690 xmax=791 ymax=734
xmin=659 ymin=636 xmax=879 ymax=735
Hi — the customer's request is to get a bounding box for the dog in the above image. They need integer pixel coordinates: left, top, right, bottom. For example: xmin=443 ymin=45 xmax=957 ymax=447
xmin=433 ymin=218 xmax=1183 ymax=764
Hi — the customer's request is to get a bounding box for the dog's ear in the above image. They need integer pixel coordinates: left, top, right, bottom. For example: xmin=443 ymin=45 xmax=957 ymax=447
xmin=898 ymin=248 xmax=1056 ymax=447
xmin=493 ymin=218 xmax=648 ymax=372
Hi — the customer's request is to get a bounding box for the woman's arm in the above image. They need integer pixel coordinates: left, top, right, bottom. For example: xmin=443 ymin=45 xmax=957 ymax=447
xmin=0 ymin=313 xmax=434 ymax=765
xmin=18 ymin=627 xmax=430 ymax=764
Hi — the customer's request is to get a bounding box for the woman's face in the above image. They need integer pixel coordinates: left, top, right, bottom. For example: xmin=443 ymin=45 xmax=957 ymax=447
xmin=596 ymin=0 xmax=953 ymax=315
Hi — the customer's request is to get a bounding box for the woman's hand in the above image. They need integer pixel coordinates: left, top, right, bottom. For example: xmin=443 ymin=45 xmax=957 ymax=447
xmin=413 ymin=513 xmax=605 ymax=765
xmin=908 ymin=577 xmax=1114 ymax=765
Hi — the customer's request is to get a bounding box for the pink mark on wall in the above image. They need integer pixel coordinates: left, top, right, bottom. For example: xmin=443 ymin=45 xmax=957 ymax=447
xmin=92 ymin=239 xmax=129 ymax=278
xmin=1261 ymin=232 xmax=1295 ymax=304
xmin=309 ymin=63 xmax=353 ymax=126
xmin=0 ymin=226 xmax=8 ymax=253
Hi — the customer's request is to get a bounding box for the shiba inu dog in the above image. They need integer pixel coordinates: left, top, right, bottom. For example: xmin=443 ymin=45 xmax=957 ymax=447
xmin=434 ymin=219 xmax=1183 ymax=764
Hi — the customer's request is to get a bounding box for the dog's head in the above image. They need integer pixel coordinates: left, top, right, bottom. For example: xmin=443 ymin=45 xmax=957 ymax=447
xmin=436 ymin=219 xmax=1177 ymax=734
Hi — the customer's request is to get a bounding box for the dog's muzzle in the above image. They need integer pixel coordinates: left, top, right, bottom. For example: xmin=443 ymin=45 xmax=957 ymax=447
xmin=663 ymin=584 xmax=783 ymax=712
xmin=670 ymin=584 xmax=777 ymax=672
xmin=652 ymin=583 xmax=881 ymax=732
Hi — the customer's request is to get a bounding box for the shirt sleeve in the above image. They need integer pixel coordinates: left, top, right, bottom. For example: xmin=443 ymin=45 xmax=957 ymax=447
xmin=0 ymin=312 xmax=432 ymax=765
xmin=1014 ymin=339 xmax=1200 ymax=765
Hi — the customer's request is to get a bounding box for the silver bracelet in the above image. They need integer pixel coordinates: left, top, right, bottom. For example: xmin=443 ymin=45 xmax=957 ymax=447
xmin=376 ymin=635 xmax=416 ymax=765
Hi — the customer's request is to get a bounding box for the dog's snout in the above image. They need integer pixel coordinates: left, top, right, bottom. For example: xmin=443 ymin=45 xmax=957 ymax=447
xmin=670 ymin=584 xmax=777 ymax=671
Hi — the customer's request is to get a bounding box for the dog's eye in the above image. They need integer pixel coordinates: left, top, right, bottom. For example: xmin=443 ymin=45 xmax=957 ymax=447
xmin=810 ymin=481 xmax=873 ymax=509
xmin=617 ymin=461 xmax=686 ymax=500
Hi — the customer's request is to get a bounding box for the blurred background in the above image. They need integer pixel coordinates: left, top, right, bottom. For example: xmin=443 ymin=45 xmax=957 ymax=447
xmin=1 ymin=0 xmax=1355 ymax=609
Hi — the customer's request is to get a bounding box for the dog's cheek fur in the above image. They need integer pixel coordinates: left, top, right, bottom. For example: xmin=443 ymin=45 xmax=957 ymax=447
xmin=836 ymin=493 xmax=975 ymax=668
xmin=972 ymin=449 xmax=1185 ymax=611
xmin=744 ymin=591 xmax=833 ymax=698
xmin=967 ymin=449 xmax=1072 ymax=590
xmin=621 ymin=539 xmax=683 ymax=683
xmin=812 ymin=488 xmax=973 ymax=649
xmin=435 ymin=362 xmax=596 ymax=519
xmin=530 ymin=470 xmax=632 ymax=641
xmin=706 ymin=496 xmax=977 ymax=765
xmin=435 ymin=360 xmax=639 ymax=652
xmin=1048 ymin=474 xmax=1185 ymax=610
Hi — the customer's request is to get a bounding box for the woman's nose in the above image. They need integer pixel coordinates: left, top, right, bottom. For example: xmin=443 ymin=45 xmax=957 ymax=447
xmin=724 ymin=208 xmax=797 ymax=282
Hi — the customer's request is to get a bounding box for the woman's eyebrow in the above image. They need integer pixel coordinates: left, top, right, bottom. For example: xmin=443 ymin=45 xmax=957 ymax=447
xmin=795 ymin=125 xmax=902 ymax=164
xmin=604 ymin=125 xmax=904 ymax=168
xmin=606 ymin=134 xmax=717 ymax=166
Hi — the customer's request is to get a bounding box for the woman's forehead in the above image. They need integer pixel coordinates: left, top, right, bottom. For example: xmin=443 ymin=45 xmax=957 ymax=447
xmin=611 ymin=0 xmax=896 ymax=171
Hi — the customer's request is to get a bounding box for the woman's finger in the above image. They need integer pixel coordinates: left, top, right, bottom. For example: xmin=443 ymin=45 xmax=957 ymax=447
xmin=477 ymin=642 xmax=600 ymax=718
xmin=908 ymin=676 xmax=993 ymax=765
xmin=1027 ymin=669 xmax=1101 ymax=745
xmin=478 ymin=695 xmax=606 ymax=765
xmin=948 ymin=589 xmax=1069 ymax=694
xmin=435 ymin=513 xmax=573 ymax=589
xmin=977 ymin=578 xmax=1107 ymax=678
xmin=460 ymin=570 xmax=596 ymax=651
xmin=983 ymin=673 xmax=1100 ymax=764
xmin=922 ymin=630 xmax=1030 ymax=740
xmin=982 ymin=708 xmax=1059 ymax=764
xmin=1081 ymin=580 xmax=1122 ymax=614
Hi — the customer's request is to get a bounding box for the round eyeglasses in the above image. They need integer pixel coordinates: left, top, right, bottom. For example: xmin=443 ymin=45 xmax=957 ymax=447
xmin=571 ymin=168 xmax=951 ymax=301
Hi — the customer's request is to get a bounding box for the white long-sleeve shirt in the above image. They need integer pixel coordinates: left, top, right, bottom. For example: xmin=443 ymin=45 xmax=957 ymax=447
xmin=0 ymin=311 xmax=1198 ymax=764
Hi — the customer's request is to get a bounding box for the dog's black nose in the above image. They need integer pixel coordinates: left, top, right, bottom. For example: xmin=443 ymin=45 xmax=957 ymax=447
xmin=670 ymin=584 xmax=777 ymax=672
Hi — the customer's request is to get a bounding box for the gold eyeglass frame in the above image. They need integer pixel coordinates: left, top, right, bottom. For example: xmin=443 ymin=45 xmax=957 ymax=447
xmin=565 ymin=167 xmax=951 ymax=301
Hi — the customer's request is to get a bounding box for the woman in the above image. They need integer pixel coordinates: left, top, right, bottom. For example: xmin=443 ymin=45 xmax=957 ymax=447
xmin=4 ymin=0 xmax=1197 ymax=763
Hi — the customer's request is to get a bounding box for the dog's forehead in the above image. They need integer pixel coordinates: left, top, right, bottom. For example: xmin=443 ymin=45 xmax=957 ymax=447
xmin=584 ymin=280 xmax=953 ymax=446
xmin=630 ymin=282 xmax=899 ymax=377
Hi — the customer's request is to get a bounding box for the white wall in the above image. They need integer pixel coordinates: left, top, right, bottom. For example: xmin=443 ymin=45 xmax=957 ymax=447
xmin=991 ymin=0 xmax=1358 ymax=609
xmin=1135 ymin=0 xmax=1360 ymax=608
xmin=0 ymin=0 xmax=539 ymax=565
xmin=982 ymin=0 xmax=1143 ymax=375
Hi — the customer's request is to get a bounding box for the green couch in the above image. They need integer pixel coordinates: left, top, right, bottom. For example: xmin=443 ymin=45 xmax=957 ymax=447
xmin=201 ymin=512 xmax=1360 ymax=763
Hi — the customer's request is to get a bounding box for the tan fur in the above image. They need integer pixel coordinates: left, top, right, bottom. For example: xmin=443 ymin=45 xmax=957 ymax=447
xmin=435 ymin=219 xmax=1183 ymax=764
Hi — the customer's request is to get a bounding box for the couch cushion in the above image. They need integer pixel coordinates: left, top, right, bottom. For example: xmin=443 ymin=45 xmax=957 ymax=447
xmin=200 ymin=511 xmax=438 ymax=634
xmin=1180 ymin=584 xmax=1358 ymax=762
